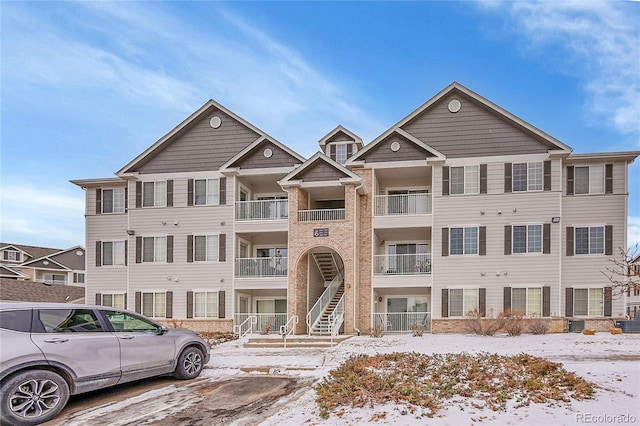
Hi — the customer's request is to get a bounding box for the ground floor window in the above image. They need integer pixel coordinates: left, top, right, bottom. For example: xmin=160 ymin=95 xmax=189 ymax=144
xmin=102 ymin=293 xmax=126 ymax=309
xmin=142 ymin=292 xmax=166 ymax=318
xmin=449 ymin=289 xmax=478 ymax=317
xmin=574 ymin=288 xmax=603 ymax=316
xmin=194 ymin=292 xmax=219 ymax=318
xmin=512 ymin=288 xmax=542 ymax=316
xmin=387 ymin=297 xmax=428 ymax=313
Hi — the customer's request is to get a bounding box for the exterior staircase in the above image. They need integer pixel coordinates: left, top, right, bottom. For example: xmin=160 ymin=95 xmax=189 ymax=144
xmin=243 ymin=335 xmax=351 ymax=349
xmin=312 ymin=252 xmax=340 ymax=282
xmin=310 ymin=284 xmax=344 ymax=335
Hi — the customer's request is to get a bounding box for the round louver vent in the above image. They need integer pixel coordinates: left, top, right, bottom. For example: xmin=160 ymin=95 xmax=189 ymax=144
xmin=390 ymin=141 xmax=400 ymax=152
xmin=448 ymin=99 xmax=461 ymax=113
xmin=209 ymin=116 xmax=222 ymax=128
xmin=263 ymin=148 xmax=273 ymax=158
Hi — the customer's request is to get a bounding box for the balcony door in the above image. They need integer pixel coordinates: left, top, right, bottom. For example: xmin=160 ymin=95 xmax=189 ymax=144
xmin=388 ymin=243 xmax=428 ymax=273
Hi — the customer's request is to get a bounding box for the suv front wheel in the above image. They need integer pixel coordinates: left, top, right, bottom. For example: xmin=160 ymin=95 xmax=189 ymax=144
xmin=173 ymin=347 xmax=204 ymax=380
xmin=0 ymin=370 xmax=70 ymax=426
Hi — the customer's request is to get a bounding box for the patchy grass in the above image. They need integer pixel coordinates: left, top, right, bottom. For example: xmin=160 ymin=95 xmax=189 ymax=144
xmin=315 ymin=352 xmax=596 ymax=420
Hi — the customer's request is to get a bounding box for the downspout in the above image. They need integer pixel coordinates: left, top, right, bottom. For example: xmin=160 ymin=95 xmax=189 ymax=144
xmin=353 ymin=182 xmax=365 ymax=336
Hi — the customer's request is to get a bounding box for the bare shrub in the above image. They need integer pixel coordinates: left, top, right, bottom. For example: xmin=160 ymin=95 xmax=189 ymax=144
xmin=370 ymin=324 xmax=384 ymax=338
xmin=465 ymin=310 xmax=502 ymax=336
xmin=412 ymin=323 xmax=425 ymax=337
xmin=528 ymin=316 xmax=551 ymax=335
xmin=500 ymin=310 xmax=525 ymax=336
xmin=167 ymin=319 xmax=183 ymax=329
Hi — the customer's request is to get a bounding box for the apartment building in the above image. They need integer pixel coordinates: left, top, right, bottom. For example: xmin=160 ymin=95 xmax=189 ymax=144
xmin=71 ymin=82 xmax=639 ymax=334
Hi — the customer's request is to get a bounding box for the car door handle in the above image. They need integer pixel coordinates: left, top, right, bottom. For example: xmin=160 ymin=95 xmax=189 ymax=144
xmin=44 ymin=338 xmax=69 ymax=343
xmin=118 ymin=335 xmax=135 ymax=340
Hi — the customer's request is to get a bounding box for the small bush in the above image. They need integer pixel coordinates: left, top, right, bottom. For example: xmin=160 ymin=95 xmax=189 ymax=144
xmin=412 ymin=323 xmax=425 ymax=337
xmin=500 ymin=310 xmax=525 ymax=336
xmin=528 ymin=316 xmax=551 ymax=335
xmin=465 ymin=310 xmax=502 ymax=336
xmin=370 ymin=323 xmax=384 ymax=338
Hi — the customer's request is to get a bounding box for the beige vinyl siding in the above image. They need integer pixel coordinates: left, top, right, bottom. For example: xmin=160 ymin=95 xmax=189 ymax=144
xmin=432 ymin=190 xmax=562 ymax=319
xmin=401 ymin=94 xmax=556 ymax=158
xmin=133 ymin=109 xmax=259 ymax=174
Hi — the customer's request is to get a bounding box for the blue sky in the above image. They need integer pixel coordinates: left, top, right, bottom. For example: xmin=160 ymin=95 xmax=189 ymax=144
xmin=1 ymin=1 xmax=639 ymax=249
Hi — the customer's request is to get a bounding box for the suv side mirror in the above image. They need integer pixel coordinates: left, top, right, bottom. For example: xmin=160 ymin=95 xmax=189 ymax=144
xmin=158 ymin=325 xmax=169 ymax=334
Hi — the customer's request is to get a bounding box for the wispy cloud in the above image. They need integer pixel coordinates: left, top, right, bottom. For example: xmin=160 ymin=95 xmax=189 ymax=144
xmin=478 ymin=1 xmax=640 ymax=140
xmin=629 ymin=216 xmax=640 ymax=249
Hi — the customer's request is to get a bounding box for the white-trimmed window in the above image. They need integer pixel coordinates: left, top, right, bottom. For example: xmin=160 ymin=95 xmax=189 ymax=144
xmin=450 ymin=165 xmax=479 ymax=195
xmin=194 ymin=235 xmax=218 ymax=262
xmin=574 ymin=165 xmax=605 ymax=195
xmin=102 ymin=241 xmax=126 ymax=265
xmin=3 ymin=249 xmax=21 ymax=262
xmin=450 ymin=227 xmax=478 ymax=255
xmin=449 ymin=288 xmax=479 ymax=317
xmin=575 ymin=226 xmax=604 ymax=255
xmin=102 ymin=188 xmax=126 ymax=213
xmin=142 ymin=292 xmax=166 ymax=318
xmin=513 ymin=225 xmax=543 ymax=254
xmin=335 ymin=143 xmax=348 ymax=165
xmin=194 ymin=178 xmax=219 ymax=205
xmin=573 ymin=288 xmax=603 ymax=316
xmin=194 ymin=291 xmax=219 ymax=318
xmin=512 ymin=288 xmax=542 ymax=316
xmin=513 ymin=162 xmax=543 ymax=192
xmin=142 ymin=237 xmax=167 ymax=263
xmin=102 ymin=293 xmax=126 ymax=309
xmin=142 ymin=181 xmax=167 ymax=207
xmin=73 ymin=273 xmax=85 ymax=284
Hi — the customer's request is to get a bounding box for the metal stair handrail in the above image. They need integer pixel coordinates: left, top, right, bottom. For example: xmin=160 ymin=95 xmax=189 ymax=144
xmin=280 ymin=315 xmax=299 ymax=348
xmin=234 ymin=315 xmax=257 ymax=338
xmin=306 ymin=273 xmax=342 ymax=334
xmin=328 ymin=294 xmax=345 ymax=345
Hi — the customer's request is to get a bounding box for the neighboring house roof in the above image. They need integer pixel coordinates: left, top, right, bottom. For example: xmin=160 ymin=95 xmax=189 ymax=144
xmin=0 ymin=278 xmax=85 ymax=303
xmin=21 ymin=246 xmax=86 ymax=271
xmin=0 ymin=265 xmax=29 ymax=279
xmin=0 ymin=243 xmax=60 ymax=263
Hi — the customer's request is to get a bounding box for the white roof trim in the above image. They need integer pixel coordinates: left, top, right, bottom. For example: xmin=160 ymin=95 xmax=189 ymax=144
xmin=219 ymin=135 xmax=306 ymax=171
xmin=347 ymin=127 xmax=446 ymax=165
xmin=318 ymin=125 xmax=363 ymax=147
xmin=279 ymin=152 xmax=362 ymax=185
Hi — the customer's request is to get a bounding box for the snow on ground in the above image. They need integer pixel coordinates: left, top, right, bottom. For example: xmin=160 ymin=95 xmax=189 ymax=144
xmin=206 ymin=333 xmax=640 ymax=425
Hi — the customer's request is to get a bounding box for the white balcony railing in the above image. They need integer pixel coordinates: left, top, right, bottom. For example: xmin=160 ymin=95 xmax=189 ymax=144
xmin=373 ymin=312 xmax=431 ymax=332
xmin=298 ymin=208 xmax=345 ymax=222
xmin=235 ymin=257 xmax=288 ymax=278
xmin=235 ymin=199 xmax=288 ymax=221
xmin=43 ymin=278 xmax=66 ymax=285
xmin=374 ymin=193 xmax=432 ymax=216
xmin=373 ymin=253 xmax=431 ymax=275
xmin=234 ymin=313 xmax=288 ymax=335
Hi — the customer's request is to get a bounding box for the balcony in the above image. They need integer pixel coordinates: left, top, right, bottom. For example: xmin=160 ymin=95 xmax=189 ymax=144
xmin=374 ymin=193 xmax=432 ymax=216
xmin=298 ymin=208 xmax=345 ymax=222
xmin=235 ymin=257 xmax=288 ymax=278
xmin=373 ymin=312 xmax=431 ymax=332
xmin=235 ymin=199 xmax=288 ymax=221
xmin=373 ymin=253 xmax=432 ymax=275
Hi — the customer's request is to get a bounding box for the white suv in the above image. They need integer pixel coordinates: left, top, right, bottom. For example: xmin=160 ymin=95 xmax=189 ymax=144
xmin=0 ymin=302 xmax=210 ymax=425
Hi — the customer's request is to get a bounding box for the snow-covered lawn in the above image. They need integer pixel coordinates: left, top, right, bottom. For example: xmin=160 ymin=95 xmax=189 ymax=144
xmin=206 ymin=332 xmax=640 ymax=425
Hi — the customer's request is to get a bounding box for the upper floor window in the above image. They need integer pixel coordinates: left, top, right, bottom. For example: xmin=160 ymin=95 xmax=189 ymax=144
xmin=513 ymin=162 xmax=543 ymax=192
xmin=336 ymin=143 xmax=348 ymax=164
xmin=102 ymin=241 xmax=126 ymax=265
xmin=194 ymin=235 xmax=218 ymax=262
xmin=513 ymin=225 xmax=543 ymax=254
xmin=450 ymin=227 xmax=478 ymax=255
xmin=2 ymin=250 xmax=20 ymax=262
xmin=575 ymin=165 xmax=604 ymax=195
xmin=143 ymin=181 xmax=167 ymax=207
xmin=102 ymin=188 xmax=126 ymax=213
xmin=142 ymin=237 xmax=167 ymax=262
xmin=73 ymin=273 xmax=85 ymax=284
xmin=44 ymin=274 xmax=66 ymax=285
xmin=575 ymin=226 xmax=604 ymax=255
xmin=194 ymin=178 xmax=219 ymax=205
xmin=450 ymin=165 xmax=479 ymax=195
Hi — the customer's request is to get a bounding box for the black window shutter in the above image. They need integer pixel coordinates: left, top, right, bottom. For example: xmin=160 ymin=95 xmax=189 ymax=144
xmin=96 ymin=241 xmax=102 ymax=267
xmin=187 ymin=179 xmax=194 ymax=206
xmin=95 ymin=293 xmax=102 ymax=305
xmin=543 ymin=223 xmax=551 ymax=254
xmin=166 ymin=180 xmax=173 ymax=207
xmin=480 ymin=164 xmax=487 ymax=194
xmin=135 ymin=291 xmax=142 ymax=314
xmin=187 ymin=235 xmax=193 ymax=263
xmin=124 ymin=240 xmax=128 ymax=266
xmin=218 ymin=291 xmax=225 ymax=318
xmin=124 ymin=293 xmax=128 ymax=310
xmin=603 ymin=287 xmax=612 ymax=317
xmin=187 ymin=291 xmax=194 ymax=318
xmin=479 ymin=288 xmax=486 ymax=317
xmin=504 ymin=287 xmax=512 ymax=311
xmin=605 ymin=164 xmax=613 ymax=194
xmin=565 ymin=288 xmax=573 ymax=317
xmin=544 ymin=160 xmax=551 ymax=191
xmin=136 ymin=236 xmax=142 ymax=263
xmin=330 ymin=144 xmax=336 ymax=161
xmin=125 ymin=186 xmax=128 ymax=210
xmin=442 ymin=228 xmax=449 ymax=257
xmin=167 ymin=236 xmax=174 ymax=263
xmin=504 ymin=163 xmax=512 ymax=193
xmin=441 ymin=289 xmax=449 ymax=318
xmin=542 ymin=286 xmax=551 ymax=317
xmin=219 ymin=177 xmax=227 ymax=205
xmin=165 ymin=291 xmax=173 ymax=319
xmin=136 ymin=181 xmax=142 ymax=208
xmin=605 ymin=225 xmax=613 ymax=256
xmin=567 ymin=166 xmax=574 ymax=195
xmin=566 ymin=227 xmax=574 ymax=257
xmin=479 ymin=226 xmax=486 ymax=256
xmin=347 ymin=143 xmax=353 ymax=158
xmin=504 ymin=225 xmax=512 ymax=255
xmin=218 ymin=234 xmax=226 ymax=261
xmin=96 ymin=189 xmax=102 ymax=214
xmin=442 ymin=166 xmax=449 ymax=196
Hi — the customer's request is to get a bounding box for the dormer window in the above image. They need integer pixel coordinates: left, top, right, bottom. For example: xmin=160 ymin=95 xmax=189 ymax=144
xmin=3 ymin=249 xmax=20 ymax=262
xmin=336 ymin=143 xmax=348 ymax=164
